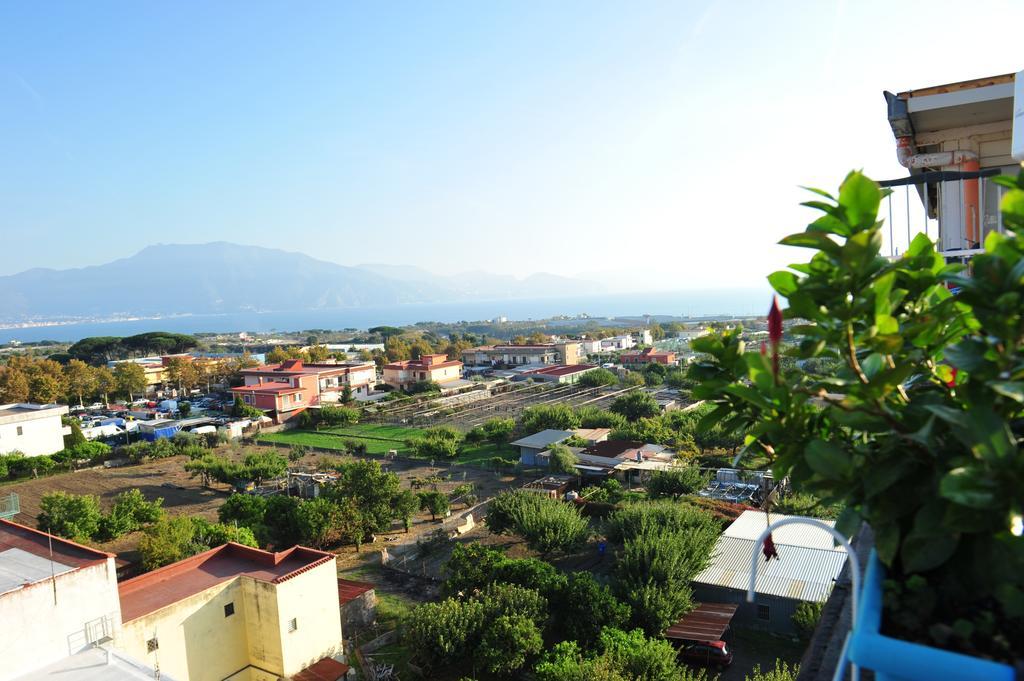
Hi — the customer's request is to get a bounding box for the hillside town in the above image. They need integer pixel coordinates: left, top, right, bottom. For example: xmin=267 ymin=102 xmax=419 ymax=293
xmin=1 ymin=4 xmax=1023 ymax=680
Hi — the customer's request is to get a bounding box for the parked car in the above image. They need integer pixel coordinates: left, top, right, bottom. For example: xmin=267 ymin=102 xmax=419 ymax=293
xmin=674 ymin=640 xmax=732 ymax=668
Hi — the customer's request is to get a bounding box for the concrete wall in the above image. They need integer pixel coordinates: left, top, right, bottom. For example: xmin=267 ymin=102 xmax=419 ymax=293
xmin=0 ymin=410 xmax=67 ymax=457
xmin=117 ymin=562 xmax=342 ymax=681
xmin=1 ymin=557 xmax=121 ymax=680
xmin=119 ymin=580 xmax=252 ymax=681
xmin=273 ymin=561 xmax=344 ymax=676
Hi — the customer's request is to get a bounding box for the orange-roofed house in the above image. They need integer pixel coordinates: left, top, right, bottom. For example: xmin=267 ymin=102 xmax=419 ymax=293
xmin=382 ymin=353 xmax=462 ymax=391
xmin=115 ymin=542 xmax=346 ymax=681
xmin=231 ymin=359 xmax=376 ymax=421
xmin=620 ymin=347 xmax=677 ymax=368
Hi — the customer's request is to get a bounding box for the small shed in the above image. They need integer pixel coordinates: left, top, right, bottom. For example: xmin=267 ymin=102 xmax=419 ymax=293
xmin=691 ymin=511 xmax=847 ymax=634
xmin=337 ymin=578 xmax=377 ymax=631
xmin=510 ymin=429 xmax=574 ymax=466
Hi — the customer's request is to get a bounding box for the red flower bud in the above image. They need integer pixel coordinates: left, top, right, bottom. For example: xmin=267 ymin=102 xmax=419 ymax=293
xmin=768 ymin=296 xmax=783 ymax=345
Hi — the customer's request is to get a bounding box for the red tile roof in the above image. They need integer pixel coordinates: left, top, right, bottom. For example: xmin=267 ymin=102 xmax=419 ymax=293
xmin=337 ymin=578 xmax=375 ymax=604
xmin=118 ymin=542 xmax=335 ymax=622
xmin=0 ymin=518 xmax=113 ymax=568
xmin=230 ymin=383 xmax=302 ymax=395
xmin=291 ymin=657 xmax=351 ymax=681
xmin=384 ymin=358 xmax=462 ymax=371
xmin=524 ymin=364 xmax=597 ymax=377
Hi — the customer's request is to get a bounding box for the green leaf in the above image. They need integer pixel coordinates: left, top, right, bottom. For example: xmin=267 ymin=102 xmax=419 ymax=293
xmin=939 ymin=467 xmax=1000 ymax=509
xmin=744 ymin=353 xmax=775 ymax=392
xmin=807 ymin=214 xmax=852 ymax=237
xmin=901 ymin=529 xmax=958 ymax=573
xmin=834 ymin=506 xmax=861 ymax=540
xmin=767 ymin=271 xmax=799 ymax=297
xmin=943 ymin=339 xmax=988 ymax=372
xmin=990 ymin=381 xmax=1024 ymax=403
xmin=968 ymin=410 xmax=1015 ymax=461
xmin=873 ymin=522 xmax=900 ymax=565
xmin=804 ymin=439 xmax=851 ymax=480
xmin=723 ymin=384 xmax=774 ymax=411
xmin=838 ymin=171 xmax=881 ymax=228
xmin=779 ymin=232 xmax=841 ymax=256
xmin=906 ymin=232 xmax=935 ymax=257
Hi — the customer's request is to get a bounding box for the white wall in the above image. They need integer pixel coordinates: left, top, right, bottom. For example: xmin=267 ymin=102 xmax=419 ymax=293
xmin=0 ymin=410 xmax=67 ymax=457
xmin=0 ymin=557 xmax=122 ymax=681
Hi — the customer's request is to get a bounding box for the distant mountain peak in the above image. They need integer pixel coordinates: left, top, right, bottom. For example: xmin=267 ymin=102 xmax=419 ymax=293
xmin=0 ymin=242 xmax=603 ymax=323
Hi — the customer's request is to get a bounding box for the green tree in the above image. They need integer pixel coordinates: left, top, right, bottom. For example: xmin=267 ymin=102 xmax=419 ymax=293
xmin=745 ymin=660 xmax=799 ymax=681
xmin=646 ymin=465 xmax=709 ymax=499
xmin=578 ymin=368 xmax=619 ymax=388
xmin=548 ymin=443 xmax=579 ymax=474
xmin=64 ymin=420 xmax=87 ymax=449
xmin=99 ymin=489 xmax=164 ymax=540
xmin=792 ymin=600 xmax=824 ymax=642
xmin=239 ymin=451 xmax=287 ymax=485
xmin=486 ymin=491 xmax=587 ymax=556
xmin=114 ymin=361 xmax=147 ymax=401
xmin=37 ymin=492 xmax=102 ymax=542
xmin=218 ymin=493 xmax=268 ymax=529
xmin=478 ymin=614 xmax=543 ymax=676
xmin=326 ymin=459 xmax=401 ymax=532
xmin=393 ymin=489 xmax=420 ymax=532
xmin=296 ymin=497 xmax=344 ymax=548
xmin=64 ymin=359 xmax=98 ymax=406
xmin=519 ymin=404 xmax=581 ymax=432
xmin=419 ymin=490 xmax=450 ymax=520
xmin=402 ymin=598 xmax=486 ymax=671
xmin=610 ymin=391 xmax=660 ymax=420
xmin=231 ymin=395 xmax=264 ymax=418
xmin=409 ymin=425 xmax=461 ymax=459
xmin=554 ymin=573 xmax=631 ymax=647
xmin=139 ymin=516 xmax=196 ymax=570
xmin=481 ymin=417 xmax=515 ymax=443
xmin=93 ymin=366 xmax=117 ymax=404
xmin=598 ymin=627 xmax=683 ymax=681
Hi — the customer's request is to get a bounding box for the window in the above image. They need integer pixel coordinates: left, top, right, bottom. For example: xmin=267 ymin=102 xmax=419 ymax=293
xmin=287 ymin=618 xmax=298 ymax=633
xmin=295 ymin=393 xmax=302 ymax=402
xmin=224 ymin=602 xmax=235 ymax=617
xmin=16 ymin=426 xmax=23 ymax=436
xmin=757 ymin=604 xmax=770 ymax=621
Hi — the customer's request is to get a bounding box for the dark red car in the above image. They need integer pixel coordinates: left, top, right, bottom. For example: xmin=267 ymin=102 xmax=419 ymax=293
xmin=675 ymin=639 xmax=733 ymax=668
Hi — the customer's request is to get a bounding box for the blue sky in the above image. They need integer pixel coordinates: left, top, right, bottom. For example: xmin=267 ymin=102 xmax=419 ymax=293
xmin=1 ymin=1 xmax=1021 ymax=289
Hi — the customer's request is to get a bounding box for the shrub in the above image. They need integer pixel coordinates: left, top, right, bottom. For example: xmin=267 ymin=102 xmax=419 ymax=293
xmin=318 ymin=404 xmax=360 ymax=426
xmin=478 ymin=614 xmax=543 ymax=676
xmin=38 ymin=492 xmax=102 ymax=542
xmin=98 ymin=489 xmax=164 ymax=540
xmin=792 ymin=600 xmax=824 ymax=642
xmin=481 ymin=417 xmax=515 ymax=443
xmin=485 ymin=491 xmax=588 ymax=555
xmin=548 ymin=443 xmax=579 ymax=474
xmin=610 ymin=391 xmax=660 ymax=420
xmin=646 ymin=465 xmax=709 ymax=499
xmin=578 ymin=368 xmax=619 ymax=388
xmin=519 ymin=404 xmax=581 ymax=433
xmin=746 ymin=660 xmax=799 ymax=681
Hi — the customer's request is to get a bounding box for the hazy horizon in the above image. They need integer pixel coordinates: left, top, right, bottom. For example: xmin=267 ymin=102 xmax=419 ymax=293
xmin=2 ymin=2 xmax=1022 ymax=287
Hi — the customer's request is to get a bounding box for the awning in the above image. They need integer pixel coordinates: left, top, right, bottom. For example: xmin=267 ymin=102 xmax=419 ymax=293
xmin=664 ymin=602 xmax=739 ymax=642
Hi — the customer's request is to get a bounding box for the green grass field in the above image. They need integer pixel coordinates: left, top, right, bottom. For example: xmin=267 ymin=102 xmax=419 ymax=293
xmin=258 ymin=425 xmax=519 ymax=465
xmin=322 ymin=423 xmax=424 ymax=441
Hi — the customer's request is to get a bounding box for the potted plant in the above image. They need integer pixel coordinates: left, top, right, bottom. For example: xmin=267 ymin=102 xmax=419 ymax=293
xmin=690 ymin=169 xmax=1024 ymax=679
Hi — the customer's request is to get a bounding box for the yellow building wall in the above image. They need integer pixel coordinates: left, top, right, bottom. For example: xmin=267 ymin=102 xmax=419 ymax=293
xmin=240 ymin=578 xmax=284 ymax=673
xmin=116 ymin=560 xmax=342 ymax=681
xmin=118 ymin=580 xmax=251 ymax=681
xmin=273 ymin=562 xmax=344 ymax=676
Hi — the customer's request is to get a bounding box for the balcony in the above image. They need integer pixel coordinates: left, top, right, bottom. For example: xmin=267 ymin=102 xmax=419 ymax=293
xmin=879 ymin=168 xmax=1009 ymax=261
xmin=0 ymin=493 xmax=19 ymax=520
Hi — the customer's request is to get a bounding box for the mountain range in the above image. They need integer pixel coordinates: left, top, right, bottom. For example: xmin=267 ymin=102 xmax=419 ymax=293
xmin=0 ymin=242 xmax=602 ymax=322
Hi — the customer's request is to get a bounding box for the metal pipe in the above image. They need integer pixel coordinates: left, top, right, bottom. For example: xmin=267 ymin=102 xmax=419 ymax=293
xmin=894 ymin=143 xmax=980 ymax=249
xmin=747 ymin=517 xmax=861 ymax=681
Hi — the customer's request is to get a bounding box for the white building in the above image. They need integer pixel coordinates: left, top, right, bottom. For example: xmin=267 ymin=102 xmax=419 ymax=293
xmin=1 ymin=519 xmax=134 ymax=680
xmin=0 ymin=403 xmax=70 ymax=457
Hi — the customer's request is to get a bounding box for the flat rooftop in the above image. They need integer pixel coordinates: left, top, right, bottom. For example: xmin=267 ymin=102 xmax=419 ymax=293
xmin=0 ymin=403 xmax=68 ymax=424
xmin=0 ymin=519 xmax=112 ymax=596
xmin=118 ymin=542 xmax=334 ymax=622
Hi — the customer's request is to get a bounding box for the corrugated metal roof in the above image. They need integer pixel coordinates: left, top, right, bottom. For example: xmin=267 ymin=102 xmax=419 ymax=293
xmin=694 ymin=536 xmax=847 ymax=602
xmin=664 ymin=602 xmax=739 ymax=641
xmin=510 ymin=429 xmax=574 ymax=449
xmin=723 ymin=511 xmax=844 ymax=551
